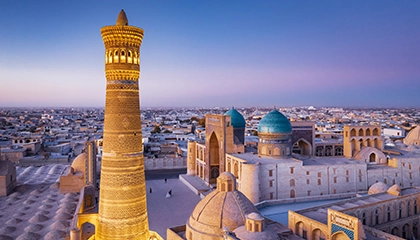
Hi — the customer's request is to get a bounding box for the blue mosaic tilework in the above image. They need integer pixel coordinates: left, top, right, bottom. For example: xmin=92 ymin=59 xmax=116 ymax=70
xmin=331 ymin=223 xmax=354 ymax=240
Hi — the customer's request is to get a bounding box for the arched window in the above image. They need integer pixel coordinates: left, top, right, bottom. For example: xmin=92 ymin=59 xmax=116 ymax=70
xmin=108 ymin=51 xmax=113 ymax=63
xmin=316 ymin=146 xmax=324 ymax=156
xmin=392 ymin=227 xmax=399 ymax=236
xmin=362 ymin=212 xmax=366 ymax=225
xmin=335 ymin=147 xmax=343 ymax=156
xmin=134 ymin=52 xmax=138 ymax=64
xmin=290 ymin=179 xmax=295 ymax=187
xmin=399 ymin=203 xmax=403 ymax=218
xmin=358 ymin=128 xmax=364 ymax=136
xmin=408 ymin=201 xmax=411 ymax=216
xmin=114 ymin=50 xmax=119 ymax=62
xmin=296 ymin=222 xmax=306 ymax=238
xmin=325 ymin=146 xmax=332 ymax=156
xmin=233 ymin=162 xmax=239 ymax=179
xmin=403 ymin=224 xmax=409 ymax=239
xmin=373 ymin=128 xmax=379 ymax=136
xmin=312 ymin=229 xmax=326 ymax=240
xmin=290 ymin=189 xmax=295 ymax=198
xmin=375 ymin=208 xmax=380 ymax=225
xmin=350 ymin=128 xmax=356 ymax=137
xmin=128 ymin=50 xmax=133 ymax=63
xmin=366 ymin=128 xmax=371 ymax=136
xmin=120 ymin=50 xmax=126 ymax=63
xmin=387 ymin=206 xmax=391 ymax=221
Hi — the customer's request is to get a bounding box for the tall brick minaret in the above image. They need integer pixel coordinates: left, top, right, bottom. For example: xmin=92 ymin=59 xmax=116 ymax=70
xmin=97 ymin=10 xmax=149 ymax=239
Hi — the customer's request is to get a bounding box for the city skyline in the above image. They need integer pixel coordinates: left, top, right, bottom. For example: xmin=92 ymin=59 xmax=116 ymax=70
xmin=1 ymin=1 xmax=419 ymax=108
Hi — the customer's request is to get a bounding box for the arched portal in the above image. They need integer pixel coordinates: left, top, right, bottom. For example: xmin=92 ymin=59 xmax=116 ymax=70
xmin=403 ymin=224 xmax=410 ymax=239
xmin=233 ymin=161 xmax=238 ymax=178
xmin=392 ymin=227 xmax=399 ymax=236
xmin=369 ymin=153 xmax=376 ymax=163
xmin=296 ymin=222 xmax=307 ymax=238
xmin=209 ymin=132 xmax=220 ymax=184
xmin=312 ymin=229 xmax=326 ymax=240
xmin=293 ymin=139 xmax=312 ymax=155
xmin=331 ymin=232 xmax=350 ymax=240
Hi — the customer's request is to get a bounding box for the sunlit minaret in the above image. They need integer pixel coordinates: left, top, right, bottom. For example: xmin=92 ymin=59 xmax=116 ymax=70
xmin=97 ymin=10 xmax=148 ymax=239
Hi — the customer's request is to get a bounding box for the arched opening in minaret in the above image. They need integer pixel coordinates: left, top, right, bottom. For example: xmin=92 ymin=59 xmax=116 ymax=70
xmin=114 ymin=50 xmax=119 ymax=62
xmin=128 ymin=50 xmax=133 ymax=63
xmin=120 ymin=50 xmax=126 ymax=63
xmin=209 ymin=132 xmax=219 ymax=184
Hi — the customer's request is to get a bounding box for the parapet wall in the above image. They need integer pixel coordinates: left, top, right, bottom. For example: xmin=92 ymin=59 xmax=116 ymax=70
xmin=144 ymin=156 xmax=186 ymax=170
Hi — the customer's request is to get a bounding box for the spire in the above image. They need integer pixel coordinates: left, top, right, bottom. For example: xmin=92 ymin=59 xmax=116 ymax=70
xmin=116 ymin=9 xmax=129 ymax=26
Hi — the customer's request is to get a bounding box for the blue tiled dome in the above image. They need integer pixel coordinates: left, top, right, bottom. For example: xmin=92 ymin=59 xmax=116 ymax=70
xmin=258 ymin=110 xmax=292 ymax=134
xmin=225 ymin=107 xmax=246 ymax=128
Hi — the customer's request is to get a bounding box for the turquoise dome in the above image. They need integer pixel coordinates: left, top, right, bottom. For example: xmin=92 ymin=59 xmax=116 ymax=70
xmin=258 ymin=110 xmax=292 ymax=134
xmin=225 ymin=107 xmax=246 ymax=128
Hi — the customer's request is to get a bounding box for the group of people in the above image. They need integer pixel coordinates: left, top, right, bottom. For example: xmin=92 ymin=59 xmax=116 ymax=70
xmin=148 ymin=178 xmax=172 ymax=197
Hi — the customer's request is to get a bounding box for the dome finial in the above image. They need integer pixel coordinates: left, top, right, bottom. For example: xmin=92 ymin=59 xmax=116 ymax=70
xmin=116 ymin=9 xmax=129 ymax=26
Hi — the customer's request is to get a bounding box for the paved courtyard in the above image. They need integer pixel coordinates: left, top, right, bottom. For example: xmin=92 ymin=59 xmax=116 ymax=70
xmin=146 ymin=177 xmax=201 ymax=239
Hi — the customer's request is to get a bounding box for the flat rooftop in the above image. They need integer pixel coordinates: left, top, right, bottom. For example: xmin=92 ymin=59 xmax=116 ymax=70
xmin=230 ymin=152 xmax=365 ymax=166
xmin=296 ymin=187 xmax=420 ymax=224
xmin=0 ymin=164 xmax=200 ymax=239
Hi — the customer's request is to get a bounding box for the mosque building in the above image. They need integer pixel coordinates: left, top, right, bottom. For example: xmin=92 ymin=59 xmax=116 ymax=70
xmin=181 ymin=107 xmax=420 ymax=239
xmin=167 ymin=172 xmax=291 ymax=240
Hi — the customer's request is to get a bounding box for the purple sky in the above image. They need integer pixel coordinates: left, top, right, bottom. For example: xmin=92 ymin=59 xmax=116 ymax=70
xmin=0 ymin=1 xmax=419 ymax=108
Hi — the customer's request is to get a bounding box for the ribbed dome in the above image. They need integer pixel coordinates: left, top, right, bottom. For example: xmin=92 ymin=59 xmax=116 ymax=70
xmin=258 ymin=110 xmax=292 ymax=134
xmin=187 ymin=172 xmax=258 ymax=237
xmin=225 ymin=107 xmax=246 ymax=128
xmin=404 ymin=125 xmax=420 ymax=146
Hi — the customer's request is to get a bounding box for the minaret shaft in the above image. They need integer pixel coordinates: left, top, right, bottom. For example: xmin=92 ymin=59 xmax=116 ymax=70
xmin=97 ymin=10 xmax=148 ymax=240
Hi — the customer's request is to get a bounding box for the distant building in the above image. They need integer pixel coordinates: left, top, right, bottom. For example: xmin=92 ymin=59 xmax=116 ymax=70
xmin=289 ymin=184 xmax=420 ymax=240
xmin=60 ymin=141 xmax=97 ymax=194
xmin=0 ymin=160 xmax=16 ymax=196
xmin=383 ymin=127 xmax=406 ymax=138
xmin=167 ymin=172 xmax=284 ymax=240
xmin=404 ymin=125 xmax=420 ymax=146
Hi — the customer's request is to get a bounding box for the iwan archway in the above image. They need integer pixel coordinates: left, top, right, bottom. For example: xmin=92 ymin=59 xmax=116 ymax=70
xmin=209 ymin=132 xmax=220 ymax=184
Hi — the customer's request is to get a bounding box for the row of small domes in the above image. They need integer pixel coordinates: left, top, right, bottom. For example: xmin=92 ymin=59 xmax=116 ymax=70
xmin=225 ymin=107 xmax=292 ymax=134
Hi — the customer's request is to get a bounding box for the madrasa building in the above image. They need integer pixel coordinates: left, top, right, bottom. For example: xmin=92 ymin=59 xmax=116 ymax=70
xmin=163 ymin=106 xmax=420 ymax=239
xmin=184 ymin=108 xmax=420 ymax=203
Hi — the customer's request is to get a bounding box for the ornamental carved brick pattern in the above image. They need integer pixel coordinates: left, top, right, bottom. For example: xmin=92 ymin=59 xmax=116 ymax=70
xmin=96 ymin=10 xmax=149 ymax=240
